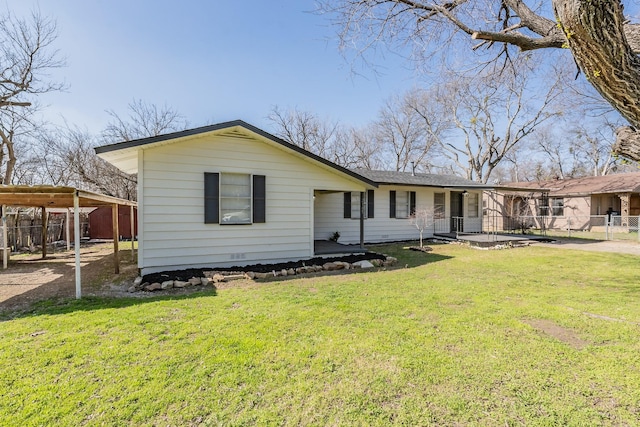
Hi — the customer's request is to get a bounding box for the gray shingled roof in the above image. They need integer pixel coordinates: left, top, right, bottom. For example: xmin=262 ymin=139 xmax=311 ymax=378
xmin=505 ymin=172 xmax=640 ymax=196
xmin=351 ymin=169 xmax=493 ymax=188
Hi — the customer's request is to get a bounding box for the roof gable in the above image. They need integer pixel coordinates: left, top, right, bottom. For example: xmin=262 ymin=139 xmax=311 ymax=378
xmin=95 ymin=120 xmax=377 ymax=188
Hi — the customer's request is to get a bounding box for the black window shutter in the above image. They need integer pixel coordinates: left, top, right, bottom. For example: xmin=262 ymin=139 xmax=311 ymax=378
xmin=344 ymin=192 xmax=351 ymax=218
xmin=410 ymin=191 xmax=416 ymax=215
xmin=253 ymin=175 xmax=266 ymax=223
xmin=367 ymin=189 xmax=375 ymax=218
xmin=389 ymin=190 xmax=396 ymax=218
xmin=204 ymin=172 xmax=219 ymax=224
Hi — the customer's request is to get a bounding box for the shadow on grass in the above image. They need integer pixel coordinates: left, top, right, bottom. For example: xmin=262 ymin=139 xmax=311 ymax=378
xmin=0 ymin=287 xmax=218 ymax=321
xmin=368 ymin=242 xmax=454 ymax=269
xmin=0 ymin=241 xmax=452 ymax=320
xmin=0 ymin=243 xmax=140 ymax=319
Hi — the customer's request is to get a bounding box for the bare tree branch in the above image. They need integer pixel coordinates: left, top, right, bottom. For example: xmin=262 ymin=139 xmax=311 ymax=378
xmin=318 ymin=0 xmax=640 ymax=161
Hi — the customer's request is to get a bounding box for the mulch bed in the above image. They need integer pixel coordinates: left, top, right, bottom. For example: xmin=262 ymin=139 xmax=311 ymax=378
xmin=142 ymin=252 xmax=385 ymax=284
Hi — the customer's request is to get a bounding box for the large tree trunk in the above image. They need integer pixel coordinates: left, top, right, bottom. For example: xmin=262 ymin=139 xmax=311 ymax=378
xmin=553 ymin=0 xmax=640 ymax=161
xmin=0 ymin=129 xmax=15 ymax=185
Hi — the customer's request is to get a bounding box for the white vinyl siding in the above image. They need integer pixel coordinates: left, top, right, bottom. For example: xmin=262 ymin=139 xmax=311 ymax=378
xmin=139 ymin=132 xmax=367 ymax=274
xmin=315 ymin=187 xmax=483 ymax=243
xmin=316 ymin=186 xmax=430 ymax=243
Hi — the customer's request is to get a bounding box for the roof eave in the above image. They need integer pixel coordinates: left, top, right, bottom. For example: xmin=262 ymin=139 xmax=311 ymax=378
xmin=94 ymin=120 xmax=377 ymax=189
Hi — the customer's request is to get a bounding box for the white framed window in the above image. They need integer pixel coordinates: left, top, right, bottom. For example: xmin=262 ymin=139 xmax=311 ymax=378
xmin=396 ymin=191 xmax=410 ymax=218
xmin=467 ymin=193 xmax=479 ymax=218
xmin=220 ymin=173 xmax=251 ymax=224
xmin=434 ymin=192 xmax=445 ymax=219
xmin=350 ymin=192 xmax=367 ymax=219
xmin=344 ymin=190 xmax=374 ymax=219
xmin=551 ymin=197 xmax=564 ymax=216
xmin=537 ymin=194 xmax=549 ymax=216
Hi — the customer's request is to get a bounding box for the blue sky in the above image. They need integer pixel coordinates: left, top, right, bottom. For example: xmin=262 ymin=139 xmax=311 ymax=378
xmin=6 ymin=0 xmax=420 ymax=135
xmin=7 ymin=1 xmax=640 ymax=139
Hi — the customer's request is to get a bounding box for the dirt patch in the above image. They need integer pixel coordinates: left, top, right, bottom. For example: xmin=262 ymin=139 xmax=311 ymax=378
xmin=525 ymin=319 xmax=589 ymax=350
xmin=0 ymin=243 xmax=138 ymax=314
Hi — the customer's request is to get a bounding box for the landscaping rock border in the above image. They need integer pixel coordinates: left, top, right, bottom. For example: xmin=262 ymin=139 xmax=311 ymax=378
xmin=130 ymin=254 xmax=398 ymax=293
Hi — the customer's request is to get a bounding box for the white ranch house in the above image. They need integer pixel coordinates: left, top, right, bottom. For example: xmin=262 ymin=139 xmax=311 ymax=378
xmin=96 ymin=121 xmax=490 ymax=275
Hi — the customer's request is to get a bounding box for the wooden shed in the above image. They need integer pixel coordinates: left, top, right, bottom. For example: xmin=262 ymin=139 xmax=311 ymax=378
xmin=89 ymin=206 xmax=138 ymax=240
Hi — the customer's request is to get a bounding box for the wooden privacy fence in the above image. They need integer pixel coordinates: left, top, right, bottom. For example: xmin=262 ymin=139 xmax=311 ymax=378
xmin=2 ymin=210 xmax=89 ymax=251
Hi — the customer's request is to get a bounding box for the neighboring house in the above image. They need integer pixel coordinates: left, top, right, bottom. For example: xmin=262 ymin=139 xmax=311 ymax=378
xmin=96 ymin=120 xmax=491 ymax=275
xmin=488 ymin=173 xmax=640 ymax=232
xmin=315 ymin=169 xmax=489 ymax=244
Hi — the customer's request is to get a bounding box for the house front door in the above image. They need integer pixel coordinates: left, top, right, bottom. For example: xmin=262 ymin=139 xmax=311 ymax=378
xmin=450 ymin=191 xmax=464 ymax=232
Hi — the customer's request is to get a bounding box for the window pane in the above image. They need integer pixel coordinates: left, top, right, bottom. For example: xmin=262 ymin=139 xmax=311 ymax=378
xmin=221 ymin=173 xmax=251 ymax=224
xmin=538 ymin=195 xmax=549 ymax=216
xmin=351 ymin=192 xmax=361 ymax=218
xmin=552 ymin=197 xmax=564 ymax=216
xmin=468 ymin=193 xmax=479 ymax=218
xmin=396 ymin=191 xmax=409 ymax=218
xmin=221 ymin=173 xmax=250 ymax=197
xmin=350 ymin=192 xmax=367 ymax=219
xmin=434 ymin=193 xmax=445 ymax=219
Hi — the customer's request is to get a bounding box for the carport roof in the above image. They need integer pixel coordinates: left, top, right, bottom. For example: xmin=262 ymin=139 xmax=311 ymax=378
xmin=0 ymin=186 xmax=137 ymax=208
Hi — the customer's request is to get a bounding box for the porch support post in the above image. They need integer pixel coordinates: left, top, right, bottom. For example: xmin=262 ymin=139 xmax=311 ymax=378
xmin=74 ymin=191 xmax=81 ymax=299
xmin=359 ymin=191 xmax=365 ymax=249
xmin=41 ymin=206 xmax=47 ymax=259
xmin=2 ymin=205 xmax=7 ymax=270
xmin=112 ymin=203 xmax=120 ymax=274
xmin=618 ymin=192 xmax=631 ymax=228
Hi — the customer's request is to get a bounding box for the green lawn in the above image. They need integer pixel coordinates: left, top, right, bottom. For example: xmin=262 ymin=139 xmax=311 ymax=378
xmin=1 ymin=243 xmax=640 ymax=425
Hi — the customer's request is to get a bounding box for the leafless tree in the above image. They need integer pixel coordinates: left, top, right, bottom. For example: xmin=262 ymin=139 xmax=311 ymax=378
xmin=409 ymin=205 xmax=436 ymax=247
xmin=568 ymin=121 xmax=639 ymax=176
xmin=373 ymin=92 xmax=438 ymax=172
xmin=268 ymin=106 xmax=387 ymax=169
xmin=0 ymin=9 xmax=64 ymax=184
xmin=54 ymin=126 xmax=137 ymax=199
xmin=267 ymin=106 xmax=341 ymax=159
xmin=102 ymin=99 xmax=189 ymax=142
xmin=318 ymin=1 xmax=640 ymax=162
xmin=407 ymin=64 xmax=564 ymax=183
xmin=331 ymin=124 xmax=386 ymax=169
xmin=13 ymin=126 xmax=75 ymax=186
xmin=532 ymin=126 xmax=579 ymax=180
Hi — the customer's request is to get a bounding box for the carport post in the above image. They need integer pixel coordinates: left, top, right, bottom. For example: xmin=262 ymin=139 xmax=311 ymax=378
xmin=74 ymin=191 xmax=81 ymax=299
xmin=41 ymin=206 xmax=47 ymax=259
xmin=112 ymin=203 xmax=120 ymax=274
xmin=2 ymin=205 xmax=7 ymax=270
xmin=65 ymin=208 xmax=71 ymax=251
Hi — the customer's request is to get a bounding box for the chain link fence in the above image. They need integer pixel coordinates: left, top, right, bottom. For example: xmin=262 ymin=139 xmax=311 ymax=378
xmin=486 ymin=214 xmax=640 ymax=241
